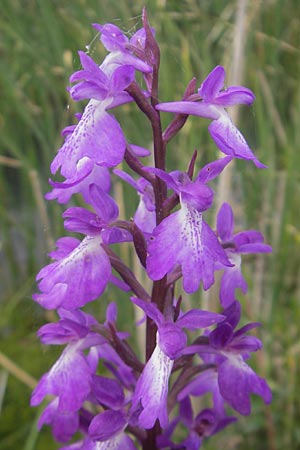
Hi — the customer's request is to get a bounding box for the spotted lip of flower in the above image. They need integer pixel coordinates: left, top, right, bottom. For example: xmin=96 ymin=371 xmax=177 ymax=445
xmin=129 ymin=297 xmax=225 ymax=429
xmin=50 ymin=52 xmax=136 ymax=180
xmin=156 ymin=65 xmax=266 ymax=168
xmin=31 ymin=303 xmax=128 ymax=429
xmin=145 ymin=164 xmax=233 ymax=293
xmin=33 ymin=185 xmax=131 ymax=311
xmin=30 ymin=326 xmax=104 ymax=413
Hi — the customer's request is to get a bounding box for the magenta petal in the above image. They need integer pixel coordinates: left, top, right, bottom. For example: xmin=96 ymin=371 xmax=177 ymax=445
xmin=38 ymin=399 xmax=79 ymax=443
xmin=216 ymin=86 xmax=255 ymax=106
xmin=230 ymin=335 xmax=262 ymax=353
xmin=63 ymin=207 xmax=105 ymax=235
xmin=197 ymin=156 xmax=233 ymax=184
xmin=177 ymin=309 xmax=225 ymax=329
xmin=217 ymin=203 xmax=234 ymax=242
xmin=180 ymin=182 xmax=214 ymax=212
xmin=113 ymin=169 xmax=138 ymax=189
xmin=95 ymin=23 xmax=128 ymax=51
xmin=238 ymin=242 xmax=272 ymax=253
xmin=88 ymin=184 xmax=119 ymax=222
xmin=131 ymin=344 xmax=173 ymax=429
xmin=51 ymin=101 xmax=126 ymax=178
xmin=72 ymin=51 xmax=107 ymax=84
xmin=109 ymin=65 xmax=135 ymax=93
xmin=48 ymin=237 xmax=80 ymax=260
xmin=218 ymin=357 xmax=272 ymax=415
xmin=146 ymin=211 xmax=182 ymax=281
xmin=33 ymin=283 xmax=68 ymax=310
xmin=31 ymin=347 xmax=93 ymax=411
xmin=130 ymin=144 xmax=151 ymax=157
xmin=134 ymin=200 xmax=156 ymax=234
xmin=180 ymin=210 xmax=231 ymax=292
xmin=208 ymin=115 xmax=266 ymax=167
xmin=147 ymin=207 xmax=231 ymax=293
xmin=158 ymin=323 xmax=187 ymax=359
xmin=220 ymin=267 xmax=248 ymax=308
xmin=199 ymin=66 xmax=225 ymax=101
xmin=104 ymin=51 xmax=152 ymax=74
xmin=130 ymin=297 xmax=163 ymax=326
xmin=155 ymin=101 xmax=219 ymax=119
xmin=178 ymin=368 xmax=219 ymax=401
xmin=145 ymin=167 xmax=183 ymax=193
xmin=47 ymin=161 xmax=111 ymax=205
xmin=89 ymin=410 xmax=126 ymax=441
xmin=36 ymin=236 xmax=111 ymax=310
xmin=70 ymin=81 xmax=108 ymax=101
xmin=233 ymin=230 xmax=272 ymax=253
xmin=91 ymin=375 xmax=125 ymax=409
xmin=234 ymin=230 xmax=264 ymax=246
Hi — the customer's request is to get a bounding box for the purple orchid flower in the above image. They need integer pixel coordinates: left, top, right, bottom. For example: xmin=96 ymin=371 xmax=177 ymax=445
xmin=146 ymin=158 xmax=233 ymax=293
xmin=184 ymin=301 xmax=272 ymax=415
xmin=31 ymin=309 xmax=104 ymax=413
xmin=217 ymin=202 xmax=272 ymax=307
xmin=130 ymin=297 xmax=224 ymax=429
xmin=156 ymin=65 xmax=265 ymax=168
xmin=157 ymin=396 xmax=236 ymax=449
xmin=93 ymin=23 xmax=152 ymax=76
xmin=46 ymin=115 xmax=110 ymax=204
xmin=33 ymin=235 xmax=111 ymax=310
xmin=46 ymin=157 xmax=111 ymax=205
xmin=51 ymin=52 xmax=136 ymax=180
xmin=33 ymin=186 xmax=130 ymax=310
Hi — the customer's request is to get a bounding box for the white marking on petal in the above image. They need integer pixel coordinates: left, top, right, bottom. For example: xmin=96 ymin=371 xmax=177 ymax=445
xmin=180 ymin=202 xmax=203 ymax=262
xmin=133 ymin=340 xmax=174 ymax=428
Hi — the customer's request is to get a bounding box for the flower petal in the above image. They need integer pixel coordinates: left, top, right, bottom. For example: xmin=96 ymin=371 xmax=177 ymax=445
xmin=89 ymin=410 xmax=126 ymax=441
xmin=198 ymin=65 xmax=225 ymax=101
xmin=37 ymin=398 xmax=79 ymax=443
xmin=215 ymin=86 xmax=255 ymax=106
xmin=91 ymin=375 xmax=125 ymax=409
xmin=147 ymin=207 xmax=231 ymax=293
xmin=177 ymin=309 xmax=225 ymax=329
xmin=146 ymin=211 xmax=182 ymax=282
xmin=31 ymin=345 xmax=93 ymax=411
xmin=197 ymin=156 xmax=233 ymax=184
xmin=219 ymin=265 xmax=248 ymax=308
xmin=131 ymin=344 xmax=173 ymax=429
xmin=216 ymin=202 xmax=234 ymax=242
xmin=51 ymin=101 xmax=126 ymax=178
xmin=218 ymin=356 xmax=272 ymax=415
xmin=208 ymin=114 xmax=266 ymax=168
xmin=35 ymin=236 xmax=111 ymax=310
xmin=156 ymin=101 xmax=219 ymax=120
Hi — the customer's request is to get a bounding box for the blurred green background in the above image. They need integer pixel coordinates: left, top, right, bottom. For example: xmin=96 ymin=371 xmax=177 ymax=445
xmin=0 ymin=0 xmax=300 ymax=449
